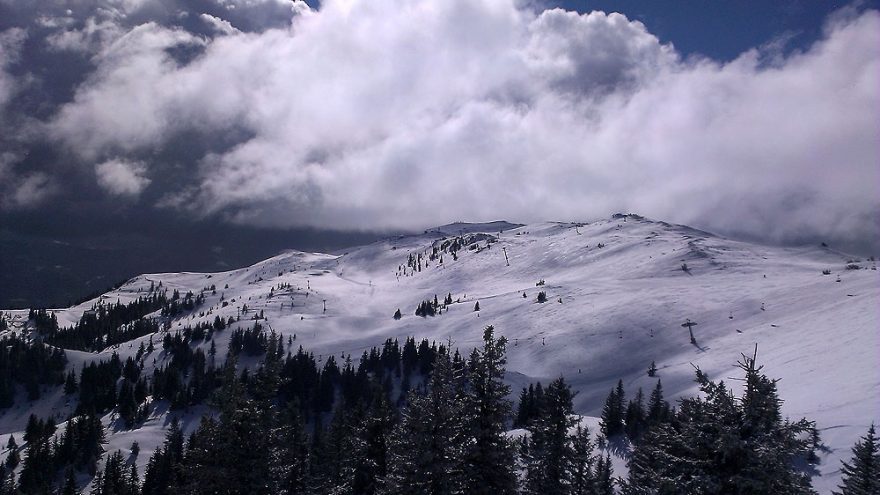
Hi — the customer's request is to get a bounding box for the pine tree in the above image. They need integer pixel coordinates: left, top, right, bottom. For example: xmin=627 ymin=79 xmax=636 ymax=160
xmin=462 ymin=326 xmax=518 ymax=494
xmin=316 ymin=400 xmax=363 ymax=493
xmin=834 ymin=424 xmax=880 ymax=495
xmin=599 ymin=381 xmax=625 ymax=437
xmin=214 ymin=353 xmax=273 ymax=494
xmin=594 ymin=454 xmax=614 ymax=495
xmin=308 ymin=419 xmax=329 ymax=493
xmin=515 ymin=385 xmax=534 ymax=428
xmin=62 ymin=467 xmax=78 ymax=495
xmin=350 ymin=386 xmax=395 ymax=495
xmin=385 ymin=348 xmax=467 ymax=494
xmin=126 ymin=462 xmax=140 ymax=495
xmin=17 ymin=416 xmax=55 ymax=494
xmin=570 ymin=424 xmax=598 ymax=495
xmin=142 ymin=417 xmax=184 ymax=494
xmin=23 ymin=414 xmax=42 ymax=444
xmin=624 ymin=388 xmax=645 ymax=441
xmin=176 ymin=416 xmax=225 ymax=494
xmin=646 ymin=379 xmax=670 ymax=425
xmin=91 ymin=450 xmax=132 ymax=495
xmin=523 ymin=377 xmax=578 ymax=494
xmin=3 ymin=450 xmax=17 ymax=470
xmin=624 ymin=350 xmax=816 ymax=494
xmin=64 ymin=370 xmax=78 ymax=394
xmin=270 ymin=403 xmax=311 ymax=495
xmin=0 ymin=469 xmax=14 ymax=495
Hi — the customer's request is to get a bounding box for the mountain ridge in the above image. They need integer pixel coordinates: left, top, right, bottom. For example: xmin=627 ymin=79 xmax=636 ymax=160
xmin=1 ymin=214 xmax=877 ymax=493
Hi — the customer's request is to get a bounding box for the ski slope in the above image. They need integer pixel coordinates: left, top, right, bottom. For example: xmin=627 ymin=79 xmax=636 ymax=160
xmin=2 ymin=215 xmax=877 ymax=493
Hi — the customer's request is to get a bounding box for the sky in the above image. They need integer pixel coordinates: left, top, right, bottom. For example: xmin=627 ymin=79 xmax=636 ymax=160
xmin=0 ymin=0 xmax=878 ymax=307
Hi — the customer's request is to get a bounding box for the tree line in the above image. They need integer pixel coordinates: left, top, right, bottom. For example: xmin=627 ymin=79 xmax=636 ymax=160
xmin=1 ymin=321 xmax=877 ymax=494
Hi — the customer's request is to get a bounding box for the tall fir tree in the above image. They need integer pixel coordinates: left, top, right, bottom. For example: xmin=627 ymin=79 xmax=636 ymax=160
xmin=142 ymin=417 xmax=184 ymax=495
xmin=624 ymin=388 xmax=646 ymax=441
xmin=623 ymin=351 xmax=817 ymax=495
xmin=593 ymin=454 xmax=615 ymax=495
xmin=218 ymin=354 xmax=273 ymax=494
xmin=62 ymin=467 xmax=78 ymax=495
xmin=599 ymin=380 xmax=625 ymax=437
xmin=570 ymin=424 xmax=600 ymax=495
xmin=462 ymin=326 xmax=518 ymax=494
xmin=350 ymin=386 xmax=395 ymax=495
xmin=646 ymin=379 xmax=671 ymax=426
xmin=175 ymin=416 xmax=225 ymax=494
xmin=522 ymin=377 xmax=578 ymax=495
xmin=269 ymin=403 xmax=312 ymax=495
xmin=385 ymin=347 xmax=467 ymax=494
xmin=833 ymin=424 xmax=880 ymax=495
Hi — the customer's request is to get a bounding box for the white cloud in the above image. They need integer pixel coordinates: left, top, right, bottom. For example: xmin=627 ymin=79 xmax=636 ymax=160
xmin=0 ymin=153 xmax=55 ymax=209
xmin=49 ymin=23 xmax=205 ymax=157
xmin=46 ymin=0 xmax=880 ymax=247
xmin=8 ymin=172 xmax=54 ymax=207
xmin=95 ymin=158 xmax=151 ymax=196
xmin=0 ymin=27 xmax=27 ymax=111
xmin=200 ymin=13 xmax=240 ymax=36
xmin=45 ymin=16 xmax=125 ymax=53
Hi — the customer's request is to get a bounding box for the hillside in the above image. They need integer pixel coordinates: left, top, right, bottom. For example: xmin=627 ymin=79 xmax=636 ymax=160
xmin=1 ymin=214 xmax=877 ymax=493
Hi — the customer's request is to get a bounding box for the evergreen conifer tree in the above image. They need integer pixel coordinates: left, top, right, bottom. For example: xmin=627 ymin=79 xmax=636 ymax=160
xmin=833 ymin=424 xmax=880 ymax=495
xmin=351 ymin=387 xmax=395 ymax=495
xmin=570 ymin=424 xmax=599 ymax=495
xmin=599 ymin=381 xmax=625 ymax=437
xmin=624 ymin=351 xmax=817 ymax=494
xmin=624 ymin=388 xmax=645 ymax=441
xmin=522 ymin=377 xmax=578 ymax=494
xmin=515 ymin=385 xmax=535 ymax=428
xmin=594 ymin=454 xmax=615 ymax=495
xmin=3 ymin=451 xmax=17 ymax=470
xmin=64 ymin=371 xmax=78 ymax=394
xmin=142 ymin=417 xmax=184 ymax=494
xmin=385 ymin=348 xmax=467 ymax=494
xmin=646 ymin=379 xmax=670 ymax=426
xmin=269 ymin=403 xmax=311 ymax=495
xmin=462 ymin=326 xmax=517 ymax=494
xmin=61 ymin=467 xmax=78 ymax=495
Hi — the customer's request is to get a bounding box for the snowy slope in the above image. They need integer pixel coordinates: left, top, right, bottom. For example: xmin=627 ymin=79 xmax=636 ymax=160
xmin=2 ymin=214 xmax=877 ymax=493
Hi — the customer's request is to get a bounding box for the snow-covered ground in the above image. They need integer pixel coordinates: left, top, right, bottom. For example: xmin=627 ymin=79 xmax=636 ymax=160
xmin=2 ymin=215 xmax=877 ymax=493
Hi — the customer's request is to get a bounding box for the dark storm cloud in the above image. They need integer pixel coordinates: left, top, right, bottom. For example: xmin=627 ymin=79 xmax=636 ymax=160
xmin=0 ymin=0 xmax=878 ymax=253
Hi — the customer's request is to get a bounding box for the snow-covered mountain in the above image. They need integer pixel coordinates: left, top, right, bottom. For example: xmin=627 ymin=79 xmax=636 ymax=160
xmin=2 ymin=214 xmax=877 ymax=493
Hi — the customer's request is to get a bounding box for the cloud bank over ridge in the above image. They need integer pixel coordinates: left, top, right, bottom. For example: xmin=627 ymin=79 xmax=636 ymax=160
xmin=2 ymin=0 xmax=878 ymax=249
